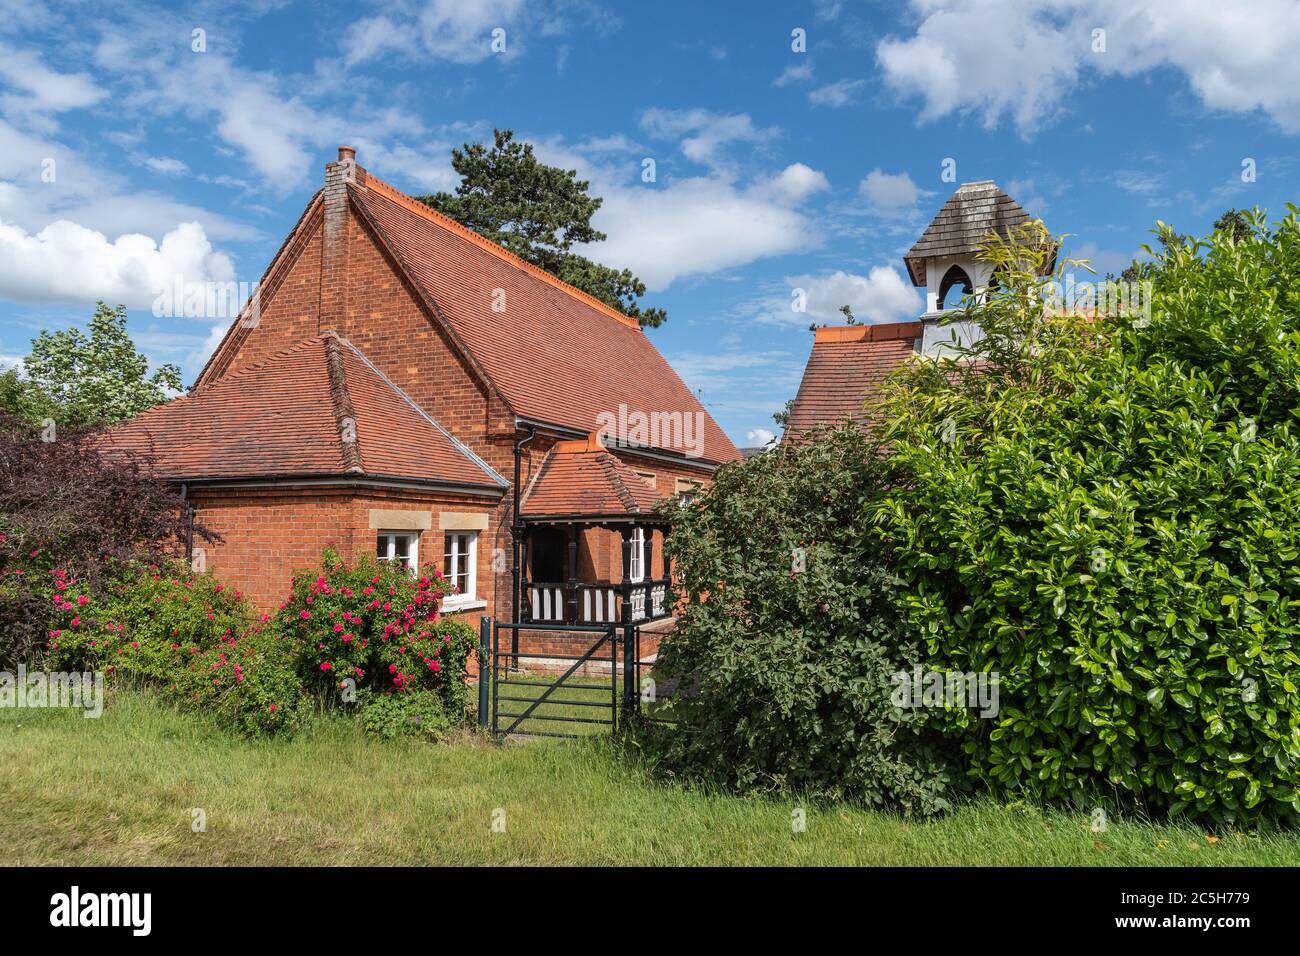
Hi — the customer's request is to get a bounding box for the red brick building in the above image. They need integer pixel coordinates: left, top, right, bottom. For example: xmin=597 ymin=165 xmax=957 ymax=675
xmin=108 ymin=147 xmax=740 ymax=635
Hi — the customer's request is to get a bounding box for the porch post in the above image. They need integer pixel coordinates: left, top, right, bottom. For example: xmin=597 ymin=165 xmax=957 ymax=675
xmin=619 ymin=527 xmax=633 ymax=582
xmin=619 ymin=527 xmax=634 ymax=622
xmin=619 ymin=529 xmax=636 ymax=725
xmin=512 ymin=528 xmax=522 ymax=624
xmin=565 ymin=523 xmax=579 ymax=624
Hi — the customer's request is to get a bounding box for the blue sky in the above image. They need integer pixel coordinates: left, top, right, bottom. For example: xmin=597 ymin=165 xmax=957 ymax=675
xmin=2 ymin=0 xmax=1299 ymax=447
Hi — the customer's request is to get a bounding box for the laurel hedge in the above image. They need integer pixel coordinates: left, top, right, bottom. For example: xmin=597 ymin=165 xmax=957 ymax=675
xmin=875 ymin=213 xmax=1300 ymax=826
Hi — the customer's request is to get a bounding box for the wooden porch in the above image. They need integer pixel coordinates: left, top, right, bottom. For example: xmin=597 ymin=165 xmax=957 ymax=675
xmin=518 ymin=520 xmax=673 ymax=626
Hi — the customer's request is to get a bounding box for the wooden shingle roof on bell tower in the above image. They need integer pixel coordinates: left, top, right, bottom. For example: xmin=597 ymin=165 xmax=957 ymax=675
xmin=903 ymin=181 xmax=1041 ymax=286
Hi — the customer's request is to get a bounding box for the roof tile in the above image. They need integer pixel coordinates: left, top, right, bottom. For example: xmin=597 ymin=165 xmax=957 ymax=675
xmin=349 ymin=175 xmax=739 ymax=465
xmin=785 ymin=322 xmax=922 ymax=435
xmin=103 ymin=335 xmax=506 ymax=488
xmin=521 ymin=431 xmax=665 ymax=518
xmin=903 ymin=182 xmax=1039 ymax=285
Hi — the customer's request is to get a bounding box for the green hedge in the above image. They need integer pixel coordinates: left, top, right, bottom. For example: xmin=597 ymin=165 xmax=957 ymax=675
xmin=876 ymin=214 xmax=1300 ymax=826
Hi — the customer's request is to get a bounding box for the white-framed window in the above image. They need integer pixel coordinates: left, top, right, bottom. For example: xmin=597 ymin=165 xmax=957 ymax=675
xmin=675 ymin=477 xmax=703 ymax=507
xmin=376 ymin=531 xmax=419 ymax=576
xmin=442 ymin=531 xmax=478 ymax=606
xmin=629 ymin=527 xmax=645 ymax=583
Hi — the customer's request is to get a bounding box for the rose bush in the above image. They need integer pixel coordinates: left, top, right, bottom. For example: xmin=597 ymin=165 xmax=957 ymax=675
xmin=44 ymin=561 xmax=308 ymax=736
xmin=280 ymin=549 xmax=478 ymax=721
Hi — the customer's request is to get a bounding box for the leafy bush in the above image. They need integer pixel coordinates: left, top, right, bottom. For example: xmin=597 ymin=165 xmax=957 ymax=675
xmin=280 ymin=549 xmax=478 ymax=720
xmin=648 ymin=426 xmax=963 ymax=816
xmin=0 ymin=416 xmax=211 ymax=668
xmin=44 ymin=562 xmax=308 ymax=736
xmin=31 ymin=548 xmax=480 ymax=740
xmin=876 ymin=213 xmax=1300 ymax=827
xmin=358 ymin=689 xmax=451 ymax=741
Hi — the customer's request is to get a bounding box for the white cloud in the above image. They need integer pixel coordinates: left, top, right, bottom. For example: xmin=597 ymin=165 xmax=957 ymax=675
xmin=814 ymin=0 xmax=843 ymax=20
xmin=859 ymin=169 xmax=922 ymax=213
xmin=773 ymin=62 xmax=814 ymax=87
xmin=0 ymin=119 xmax=257 ymax=245
xmin=0 ymin=218 xmax=234 ymax=310
xmin=341 ymin=16 xmax=407 ymax=67
xmin=664 ymin=348 xmax=801 ymax=419
xmin=142 ymin=156 xmax=189 ymax=176
xmin=342 ymin=0 xmax=527 ymax=66
xmin=589 ymin=176 xmax=826 ymax=290
xmin=746 ymin=427 xmax=776 ymax=447
xmin=808 ymin=78 xmax=867 ymax=108
xmin=0 ymin=42 xmax=105 ymax=118
xmin=524 ymin=118 xmax=828 ymax=290
xmin=1113 ymin=170 xmax=1165 ymax=196
xmin=640 ymin=108 xmax=779 ymax=174
xmin=89 ymin=17 xmax=482 ymax=196
xmin=755 ymin=163 xmax=831 ymax=203
xmin=756 ymin=268 xmax=922 ymax=327
xmin=878 ymin=0 xmax=1300 ymax=135
xmin=92 ymin=30 xmax=326 ymax=192
xmin=347 ymin=138 xmax=463 ymax=194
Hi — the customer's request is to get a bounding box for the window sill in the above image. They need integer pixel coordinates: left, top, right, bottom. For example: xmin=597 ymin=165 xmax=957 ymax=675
xmin=441 ymin=598 xmax=487 ymax=614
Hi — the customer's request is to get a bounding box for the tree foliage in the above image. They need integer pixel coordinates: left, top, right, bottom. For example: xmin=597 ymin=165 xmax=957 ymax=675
xmin=418 ymin=129 xmax=667 ymax=327
xmin=8 ymin=302 xmax=181 ymax=427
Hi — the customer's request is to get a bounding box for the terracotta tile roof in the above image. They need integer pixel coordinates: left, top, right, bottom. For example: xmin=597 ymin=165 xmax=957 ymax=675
xmin=348 ymin=173 xmax=740 ymax=466
xmin=904 ymin=181 xmax=1046 ymax=285
xmin=784 ymin=322 xmax=923 ymax=436
xmin=103 ymin=334 xmax=506 ymax=489
xmin=520 ymin=431 xmax=666 ymax=519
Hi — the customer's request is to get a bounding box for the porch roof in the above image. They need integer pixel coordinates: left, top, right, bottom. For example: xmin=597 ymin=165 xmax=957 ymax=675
xmin=520 ymin=431 xmax=669 ymax=523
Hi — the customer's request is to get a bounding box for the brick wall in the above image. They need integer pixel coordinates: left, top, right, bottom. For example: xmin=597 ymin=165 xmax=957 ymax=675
xmin=189 ymin=485 xmax=502 ymax=614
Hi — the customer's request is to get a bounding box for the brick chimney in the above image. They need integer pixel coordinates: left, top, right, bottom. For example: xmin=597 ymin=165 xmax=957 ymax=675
xmin=319 ymin=146 xmax=365 ymax=334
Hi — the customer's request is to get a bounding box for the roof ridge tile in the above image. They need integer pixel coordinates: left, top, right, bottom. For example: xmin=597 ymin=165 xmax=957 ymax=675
xmin=598 ymin=452 xmax=642 ymax=514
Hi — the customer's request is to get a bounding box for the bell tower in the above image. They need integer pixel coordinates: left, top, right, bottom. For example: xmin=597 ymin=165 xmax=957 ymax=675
xmin=903 ymin=180 xmax=1049 ymax=355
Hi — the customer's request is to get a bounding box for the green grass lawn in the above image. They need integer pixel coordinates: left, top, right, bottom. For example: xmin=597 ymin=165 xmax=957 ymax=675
xmin=2 ymin=688 xmax=1297 ymax=866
